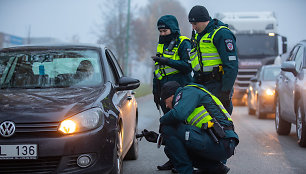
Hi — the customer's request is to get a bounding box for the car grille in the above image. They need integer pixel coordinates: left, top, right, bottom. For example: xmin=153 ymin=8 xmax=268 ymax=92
xmin=0 ymin=156 xmax=60 ymax=174
xmin=13 ymin=122 xmax=61 ymax=138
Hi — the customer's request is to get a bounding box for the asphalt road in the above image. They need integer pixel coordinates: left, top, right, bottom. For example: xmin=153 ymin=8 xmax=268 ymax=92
xmin=123 ymin=95 xmax=306 ymax=174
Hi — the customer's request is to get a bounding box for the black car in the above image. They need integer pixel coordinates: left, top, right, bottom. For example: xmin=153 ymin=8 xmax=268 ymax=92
xmin=275 ymin=40 xmax=306 ymax=147
xmin=247 ymin=65 xmax=280 ymax=118
xmin=0 ymin=44 xmax=140 ymax=173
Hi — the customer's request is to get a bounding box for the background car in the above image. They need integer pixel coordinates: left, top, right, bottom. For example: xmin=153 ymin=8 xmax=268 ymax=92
xmin=275 ymin=40 xmax=306 ymax=147
xmin=0 ymin=44 xmax=140 ymax=173
xmin=247 ymin=65 xmax=280 ymax=118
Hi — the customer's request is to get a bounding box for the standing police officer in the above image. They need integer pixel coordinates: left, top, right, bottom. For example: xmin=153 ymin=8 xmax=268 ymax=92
xmin=159 ymin=81 xmax=239 ymax=174
xmin=152 ymin=15 xmax=192 ymax=114
xmin=188 ymin=5 xmax=238 ymax=114
xmin=151 ymin=15 xmax=192 ymax=171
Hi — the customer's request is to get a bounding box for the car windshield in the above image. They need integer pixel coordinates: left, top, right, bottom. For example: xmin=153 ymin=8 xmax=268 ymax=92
xmin=236 ymin=34 xmax=278 ymax=58
xmin=262 ymin=67 xmax=280 ymax=81
xmin=0 ymin=48 xmax=103 ymax=89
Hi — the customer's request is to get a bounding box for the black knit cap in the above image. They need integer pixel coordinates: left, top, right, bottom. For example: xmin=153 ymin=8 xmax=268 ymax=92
xmin=188 ymin=5 xmax=210 ymax=22
xmin=160 ymin=81 xmax=181 ymax=101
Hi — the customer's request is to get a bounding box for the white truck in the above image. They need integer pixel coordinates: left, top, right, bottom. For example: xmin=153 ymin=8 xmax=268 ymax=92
xmin=215 ymin=11 xmax=287 ymax=105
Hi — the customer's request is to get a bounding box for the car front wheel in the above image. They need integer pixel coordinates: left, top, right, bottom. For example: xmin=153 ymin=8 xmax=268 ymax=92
xmin=124 ymin=118 xmax=139 ymax=160
xmin=275 ymin=96 xmax=291 ymax=135
xmin=296 ymin=99 xmax=306 ymax=147
xmin=112 ymin=124 xmax=123 ymax=174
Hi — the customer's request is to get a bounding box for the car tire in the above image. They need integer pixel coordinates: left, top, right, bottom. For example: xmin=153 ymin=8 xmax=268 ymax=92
xmin=124 ymin=122 xmax=139 ymax=160
xmin=112 ymin=124 xmax=123 ymax=174
xmin=275 ymin=97 xmax=291 ymax=135
xmin=296 ymin=99 xmax=306 ymax=147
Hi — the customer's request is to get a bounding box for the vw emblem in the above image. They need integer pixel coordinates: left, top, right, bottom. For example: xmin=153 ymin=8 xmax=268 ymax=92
xmin=0 ymin=121 xmax=16 ymax=137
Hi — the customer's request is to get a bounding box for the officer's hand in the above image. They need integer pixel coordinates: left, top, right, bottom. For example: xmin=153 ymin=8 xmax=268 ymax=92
xmin=220 ymin=91 xmax=231 ymax=108
xmin=142 ymin=129 xmax=159 ymax=143
xmin=151 ymin=56 xmax=169 ymax=65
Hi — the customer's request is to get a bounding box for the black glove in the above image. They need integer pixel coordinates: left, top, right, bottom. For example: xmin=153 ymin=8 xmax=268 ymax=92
xmin=220 ymin=91 xmax=231 ymax=108
xmin=151 ymin=56 xmax=169 ymax=65
xmin=142 ymin=129 xmax=159 ymax=143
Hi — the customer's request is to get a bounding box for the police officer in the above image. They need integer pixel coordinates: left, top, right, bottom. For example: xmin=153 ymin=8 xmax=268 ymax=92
xmin=188 ymin=5 xmax=238 ymax=114
xmin=151 ymin=15 xmax=193 ymax=171
xmin=158 ymin=81 xmax=239 ymax=174
xmin=152 ymin=15 xmax=192 ymax=114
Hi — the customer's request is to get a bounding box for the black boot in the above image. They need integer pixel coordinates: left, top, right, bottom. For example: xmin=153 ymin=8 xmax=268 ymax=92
xmin=157 ymin=160 xmax=173 ymax=170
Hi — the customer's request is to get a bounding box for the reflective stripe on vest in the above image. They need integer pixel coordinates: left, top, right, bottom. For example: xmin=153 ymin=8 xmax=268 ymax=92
xmin=190 ymin=26 xmax=229 ymax=72
xmin=186 ymin=106 xmax=213 ymax=128
xmin=154 ymin=36 xmax=189 ymax=80
xmin=186 ymin=84 xmax=232 ymax=121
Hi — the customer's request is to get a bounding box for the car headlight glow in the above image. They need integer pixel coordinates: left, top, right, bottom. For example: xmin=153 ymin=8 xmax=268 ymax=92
xmin=59 ymin=108 xmax=103 ymax=134
xmin=265 ymin=88 xmax=274 ymax=96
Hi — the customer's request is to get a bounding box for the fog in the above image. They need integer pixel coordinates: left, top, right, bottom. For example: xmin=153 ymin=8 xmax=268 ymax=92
xmin=0 ymin=0 xmax=305 ymax=82
xmin=1 ymin=0 xmax=305 ymax=46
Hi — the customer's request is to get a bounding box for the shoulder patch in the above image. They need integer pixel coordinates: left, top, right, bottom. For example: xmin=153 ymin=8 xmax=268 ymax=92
xmin=224 ymin=39 xmax=235 ymax=52
xmin=174 ymin=91 xmax=182 ymax=107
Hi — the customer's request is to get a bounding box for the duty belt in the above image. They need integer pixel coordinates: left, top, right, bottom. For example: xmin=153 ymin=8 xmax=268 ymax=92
xmin=194 ymin=72 xmax=216 ymax=83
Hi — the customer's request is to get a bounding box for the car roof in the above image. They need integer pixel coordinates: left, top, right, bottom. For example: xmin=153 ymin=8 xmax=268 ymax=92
xmin=0 ymin=43 xmax=105 ymax=52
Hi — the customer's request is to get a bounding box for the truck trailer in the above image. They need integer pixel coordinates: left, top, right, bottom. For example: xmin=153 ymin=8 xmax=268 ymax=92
xmin=215 ymin=11 xmax=287 ymax=105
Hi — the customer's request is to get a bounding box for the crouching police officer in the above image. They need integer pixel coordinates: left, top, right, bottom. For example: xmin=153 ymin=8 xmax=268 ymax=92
xmin=157 ymin=81 xmax=239 ymax=174
xmin=188 ymin=5 xmax=238 ymax=114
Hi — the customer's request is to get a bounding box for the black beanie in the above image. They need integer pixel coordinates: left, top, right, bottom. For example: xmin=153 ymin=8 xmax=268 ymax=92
xmin=188 ymin=5 xmax=210 ymax=22
xmin=160 ymin=81 xmax=181 ymax=101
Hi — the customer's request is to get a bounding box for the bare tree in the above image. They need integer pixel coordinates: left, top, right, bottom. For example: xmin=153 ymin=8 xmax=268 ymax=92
xmin=95 ymin=0 xmax=129 ymax=67
xmin=131 ymin=0 xmax=190 ymax=61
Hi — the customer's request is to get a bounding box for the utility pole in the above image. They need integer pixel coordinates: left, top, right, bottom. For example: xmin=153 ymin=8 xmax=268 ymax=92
xmin=124 ymin=0 xmax=131 ymax=75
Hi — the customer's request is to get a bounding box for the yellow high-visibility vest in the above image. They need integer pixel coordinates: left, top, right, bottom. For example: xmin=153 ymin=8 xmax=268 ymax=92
xmin=190 ymin=26 xmax=229 ymax=72
xmin=154 ymin=36 xmax=189 ymax=80
xmin=186 ymin=84 xmax=232 ymax=129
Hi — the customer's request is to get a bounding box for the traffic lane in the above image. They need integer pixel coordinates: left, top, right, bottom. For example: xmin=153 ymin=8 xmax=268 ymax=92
xmin=229 ymin=106 xmax=306 ymax=174
xmin=124 ymin=94 xmax=169 ymax=174
xmin=124 ymin=95 xmax=306 ymax=174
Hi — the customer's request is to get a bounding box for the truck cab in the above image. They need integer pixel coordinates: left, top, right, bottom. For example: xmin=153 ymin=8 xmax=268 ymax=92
xmin=215 ymin=12 xmax=287 ymax=105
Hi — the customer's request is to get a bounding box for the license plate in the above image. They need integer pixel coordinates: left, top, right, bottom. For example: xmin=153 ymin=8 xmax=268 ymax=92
xmin=0 ymin=144 xmax=37 ymax=159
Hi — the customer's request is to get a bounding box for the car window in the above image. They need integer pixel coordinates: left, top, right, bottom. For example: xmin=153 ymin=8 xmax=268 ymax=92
xmin=294 ymin=46 xmax=304 ymax=72
xmin=108 ymin=50 xmax=124 ymax=78
xmin=0 ymin=49 xmax=103 ymax=89
xmin=105 ymin=49 xmax=120 ymax=83
xmin=287 ymin=45 xmax=299 ymax=61
xmin=262 ymin=67 xmax=281 ymax=81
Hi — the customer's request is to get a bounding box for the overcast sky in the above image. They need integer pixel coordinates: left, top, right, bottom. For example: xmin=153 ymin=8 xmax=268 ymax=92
xmin=0 ymin=0 xmax=305 ymax=47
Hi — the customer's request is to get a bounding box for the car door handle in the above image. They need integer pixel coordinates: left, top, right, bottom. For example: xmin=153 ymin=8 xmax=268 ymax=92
xmin=127 ymin=96 xmax=133 ymax=100
xmin=284 ymin=78 xmax=288 ymax=83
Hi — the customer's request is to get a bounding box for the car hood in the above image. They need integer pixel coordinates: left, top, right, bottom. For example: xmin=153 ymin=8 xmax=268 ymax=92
xmin=0 ymin=86 xmax=105 ymax=123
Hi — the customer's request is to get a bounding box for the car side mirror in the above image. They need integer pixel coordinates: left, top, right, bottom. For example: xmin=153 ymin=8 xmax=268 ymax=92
xmin=281 ymin=61 xmax=297 ymax=76
xmin=116 ymin=76 xmax=140 ymax=91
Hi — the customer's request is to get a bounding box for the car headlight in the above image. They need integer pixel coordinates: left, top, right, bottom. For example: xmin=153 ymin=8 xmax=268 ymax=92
xmin=59 ymin=108 xmax=103 ymax=134
xmin=265 ymin=88 xmax=275 ymax=96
